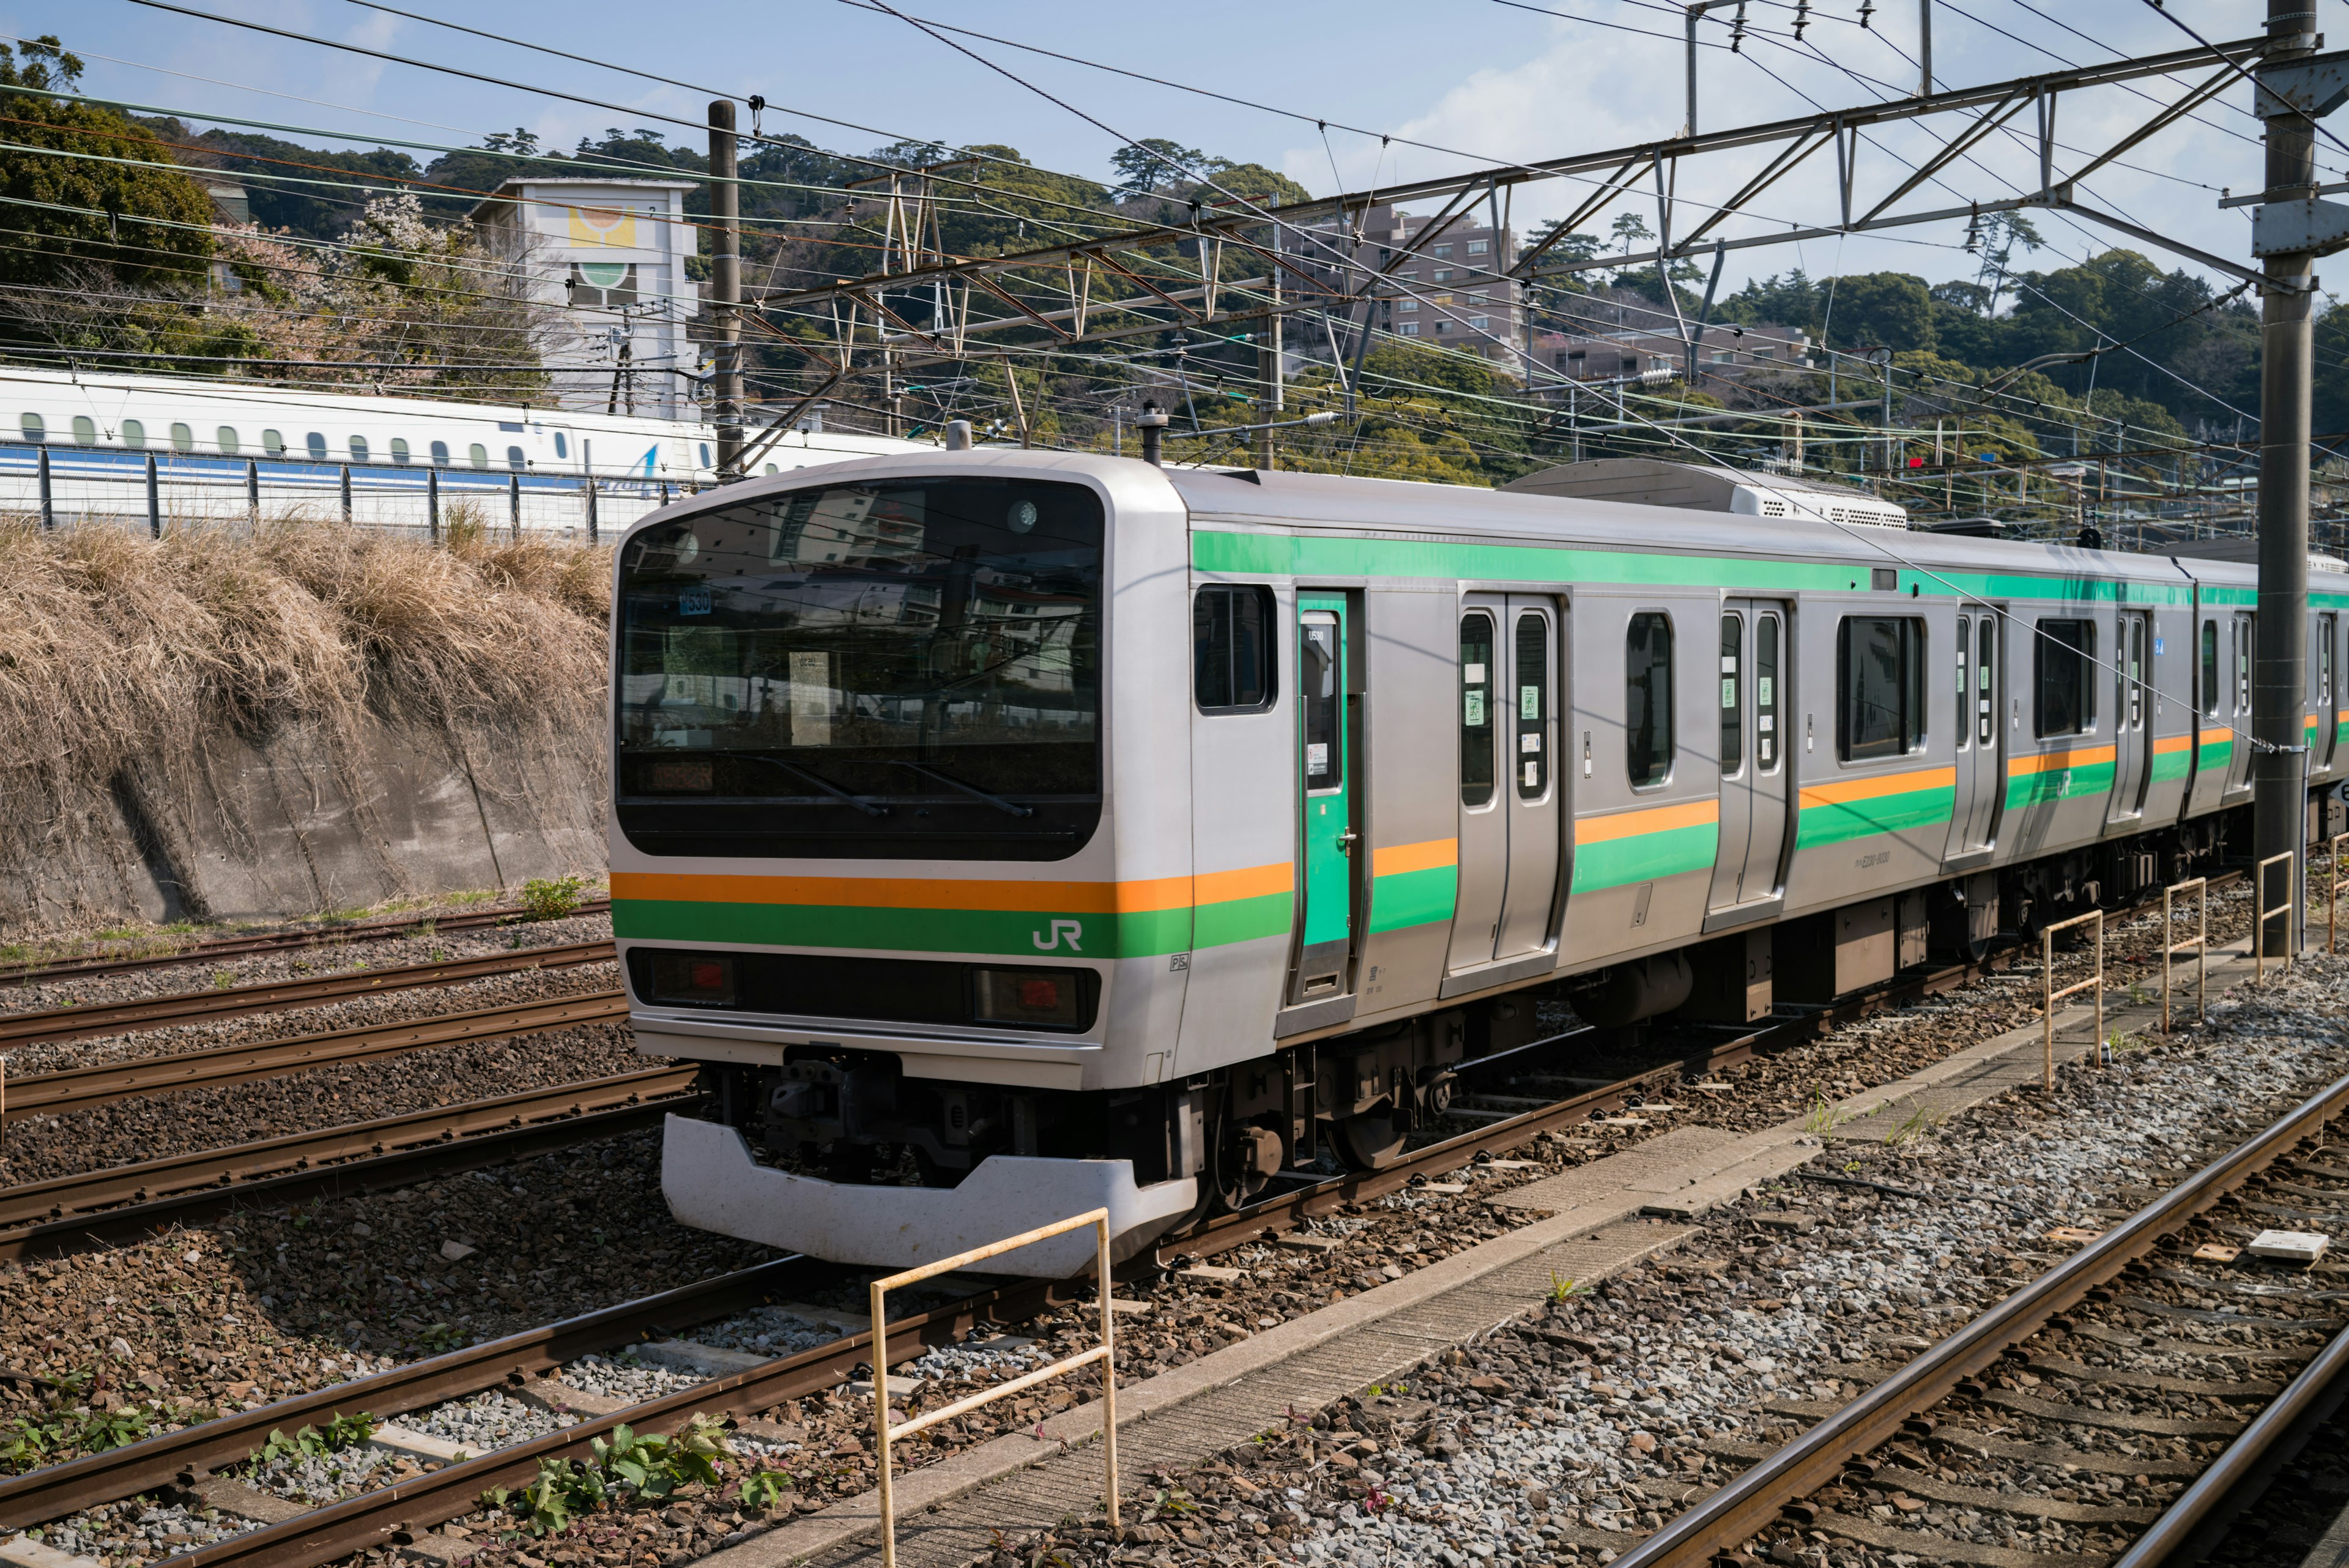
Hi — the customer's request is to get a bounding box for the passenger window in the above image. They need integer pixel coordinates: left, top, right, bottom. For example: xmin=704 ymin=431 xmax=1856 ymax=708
xmin=1718 ymin=613 xmax=1743 ymax=774
xmin=469 ymin=444 xmax=489 ymax=469
xmin=261 ymin=429 xmax=283 ymax=456
xmin=2201 ymin=620 xmax=2219 ymax=716
xmin=2236 ymin=617 xmax=2252 ymax=713
xmin=1757 ymin=613 xmax=1781 ymax=770
xmin=305 ymin=432 xmax=327 ymax=460
xmin=1838 ymin=616 xmax=1926 ymax=760
xmin=390 ymin=438 xmax=410 ymax=465
xmin=1459 ymin=612 xmax=1496 ymax=807
xmin=554 ymin=432 xmax=568 ymax=459
xmin=507 ymin=445 xmax=526 ymax=470
xmin=1956 ymin=616 xmax=1971 ymax=752
xmin=217 ymin=426 xmax=239 ymax=455
xmin=350 ymin=436 xmax=369 ymax=463
xmin=72 ymin=415 xmax=95 ymax=445
xmin=431 ymin=440 xmax=451 ymax=467
xmin=1976 ymin=617 xmax=1995 ymax=747
xmin=2129 ymin=620 xmax=2145 ymax=730
xmin=1301 ymin=616 xmax=1342 ymax=792
xmin=1516 ymin=613 xmax=1549 ymax=799
xmin=1626 ymin=611 xmax=1674 ymax=788
xmin=171 ymin=423 xmax=195 ymax=453
xmin=122 ymin=418 xmax=146 ymax=448
xmin=1192 ymin=585 xmax=1274 ymax=712
xmin=18 ymin=412 xmax=42 ymax=442
xmin=2033 ymin=618 xmax=2096 ymax=738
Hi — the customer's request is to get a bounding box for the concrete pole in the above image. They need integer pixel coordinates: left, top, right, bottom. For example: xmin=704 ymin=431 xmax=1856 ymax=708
xmin=708 ymin=100 xmax=744 ymax=482
xmin=1257 ymin=270 xmax=1283 ymax=471
xmin=2257 ymin=0 xmax=2315 ymax=953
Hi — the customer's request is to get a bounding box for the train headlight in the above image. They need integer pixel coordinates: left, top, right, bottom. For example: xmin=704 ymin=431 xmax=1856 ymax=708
xmin=971 ymin=967 xmax=1084 ymax=1027
xmin=647 ymin=951 xmax=738 ymax=1007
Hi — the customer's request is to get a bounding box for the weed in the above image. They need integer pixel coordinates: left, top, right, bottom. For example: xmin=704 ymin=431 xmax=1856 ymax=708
xmin=1151 ymin=1487 xmax=1197 ymax=1516
xmin=1802 ymin=1094 xmax=1843 ymax=1136
xmin=428 ymin=948 xmax=451 ymax=962
xmin=210 ymin=969 xmax=237 ymax=989
xmin=489 ymin=1415 xmax=733 ymax=1537
xmin=446 ymin=889 xmax=497 ymax=907
xmin=520 ymin=876 xmax=590 ymax=921
xmin=1548 ymin=1274 xmax=1586 ymax=1302
xmin=252 ymin=1413 xmax=377 ymax=1465
xmin=416 ymin=919 xmax=436 ymax=939
xmin=418 ymin=1323 xmax=466 ymax=1353
xmin=2 ymin=1407 xmax=158 ymax=1474
xmin=738 ymin=1468 xmax=793 ymax=1511
xmin=1882 ymin=1104 xmax=1943 ymax=1148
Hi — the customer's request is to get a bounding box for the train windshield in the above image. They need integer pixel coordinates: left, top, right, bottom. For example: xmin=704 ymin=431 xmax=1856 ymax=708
xmin=615 ymin=475 xmax=1104 ymax=860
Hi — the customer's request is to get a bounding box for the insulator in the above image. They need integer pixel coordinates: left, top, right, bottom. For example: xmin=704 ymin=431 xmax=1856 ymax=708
xmin=1858 ymin=0 xmax=1876 ymax=27
xmin=1793 ymin=0 xmax=1811 ymax=38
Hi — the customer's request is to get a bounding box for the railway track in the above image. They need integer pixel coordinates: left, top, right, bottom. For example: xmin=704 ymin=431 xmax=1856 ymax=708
xmin=0 ymin=1066 xmax=699 ymax=1256
xmin=0 ymin=943 xmax=617 ymax=1050
xmin=0 ymin=864 xmax=2293 ymax=1568
xmin=0 ymin=901 xmax=613 ymax=989
xmin=0 ymin=990 xmax=630 ymax=1124
xmin=1617 ymin=1068 xmax=2349 ymax=1568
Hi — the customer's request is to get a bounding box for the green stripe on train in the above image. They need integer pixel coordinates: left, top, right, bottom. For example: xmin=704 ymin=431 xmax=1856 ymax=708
xmin=2151 ymin=749 xmax=2192 ymax=784
xmin=1796 ymin=786 xmax=1956 ymax=850
xmin=2004 ymin=760 xmax=2119 ymax=811
xmin=1572 ymin=822 xmax=1718 ymax=893
xmin=612 ymin=896 xmax=1284 ymax=960
xmin=2198 ymin=738 xmax=2232 ymax=773
xmin=1191 ymin=531 xmax=2201 ymax=608
xmin=1368 ymin=865 xmax=1458 ymax=934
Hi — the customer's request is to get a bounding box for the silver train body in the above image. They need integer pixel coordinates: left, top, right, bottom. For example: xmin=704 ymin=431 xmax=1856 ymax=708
xmin=608 ymin=450 xmax=2349 ymax=1276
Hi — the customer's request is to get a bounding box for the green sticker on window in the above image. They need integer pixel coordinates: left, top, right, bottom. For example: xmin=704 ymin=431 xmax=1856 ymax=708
xmin=1520 ymin=685 xmax=1539 ymax=720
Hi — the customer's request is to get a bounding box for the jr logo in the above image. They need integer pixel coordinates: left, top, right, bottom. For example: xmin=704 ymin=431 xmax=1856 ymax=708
xmin=1032 ymin=919 xmax=1085 ymax=952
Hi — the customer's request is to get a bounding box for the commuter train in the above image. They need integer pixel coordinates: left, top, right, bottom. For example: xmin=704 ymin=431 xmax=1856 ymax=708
xmin=607 ymin=449 xmax=2349 ymax=1276
xmin=0 ymin=366 xmax=929 ymax=515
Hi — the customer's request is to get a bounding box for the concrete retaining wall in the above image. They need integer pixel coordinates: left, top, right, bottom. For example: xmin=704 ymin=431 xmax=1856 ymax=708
xmin=1 ymin=716 xmax=604 ymax=932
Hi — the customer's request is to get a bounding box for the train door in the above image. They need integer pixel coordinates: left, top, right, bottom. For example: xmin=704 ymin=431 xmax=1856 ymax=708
xmin=2108 ymin=610 xmax=2153 ymax=825
xmin=1706 ymin=600 xmax=1789 ymax=912
xmin=1948 ymin=609 xmax=2003 ymax=855
xmin=2317 ymin=614 xmax=2339 ymax=772
xmin=1446 ymin=595 xmax=1561 ymax=972
xmin=2226 ymin=612 xmax=2256 ymax=797
xmin=1291 ymin=596 xmax=1357 ymax=1003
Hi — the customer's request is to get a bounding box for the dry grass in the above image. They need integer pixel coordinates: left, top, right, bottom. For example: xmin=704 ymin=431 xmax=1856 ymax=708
xmin=0 ymin=518 xmax=610 ymax=928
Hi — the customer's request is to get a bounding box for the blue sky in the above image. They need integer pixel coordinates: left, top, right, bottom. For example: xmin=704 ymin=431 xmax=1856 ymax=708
xmin=26 ymin=0 xmax=2321 ymax=298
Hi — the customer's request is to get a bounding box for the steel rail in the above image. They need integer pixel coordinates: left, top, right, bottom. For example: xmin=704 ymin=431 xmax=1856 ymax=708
xmin=0 ymin=1091 xmax=701 ymax=1265
xmin=0 ymin=901 xmax=612 ymax=987
xmin=0 ymin=1254 xmax=826 ymax=1533
xmin=0 ymin=1066 xmax=696 ymax=1230
xmin=1610 ymin=1067 xmax=2349 ymax=1568
xmin=0 ymin=991 xmax=631 ymax=1123
xmin=0 ymin=943 xmax=618 ymax=1050
xmin=2112 ymin=1317 xmax=2349 ymax=1567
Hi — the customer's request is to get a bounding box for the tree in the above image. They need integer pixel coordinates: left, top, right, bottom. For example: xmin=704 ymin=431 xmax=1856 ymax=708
xmin=1109 ymin=138 xmax=1207 ymax=201
xmin=1823 ymin=272 xmax=1935 ymax=354
xmin=0 ymin=37 xmax=215 ymax=289
xmin=1973 ymin=212 xmax=2043 ymax=314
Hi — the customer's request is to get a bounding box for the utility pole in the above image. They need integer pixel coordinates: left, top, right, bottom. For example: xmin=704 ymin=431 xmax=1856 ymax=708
xmin=1257 ymin=270 xmax=1283 ymax=470
xmin=2252 ymin=0 xmax=2324 ymax=953
xmin=707 ymin=100 xmax=744 ymax=481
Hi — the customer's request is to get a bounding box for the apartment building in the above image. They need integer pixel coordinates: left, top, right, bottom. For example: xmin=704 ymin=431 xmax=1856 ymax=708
xmin=1282 ymin=203 xmax=1525 ymax=365
xmin=1536 ymin=322 xmax=1814 ymax=384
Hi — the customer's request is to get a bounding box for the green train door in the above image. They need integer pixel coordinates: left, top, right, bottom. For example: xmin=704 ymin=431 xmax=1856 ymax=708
xmin=1293 ymin=596 xmax=1356 ymax=1003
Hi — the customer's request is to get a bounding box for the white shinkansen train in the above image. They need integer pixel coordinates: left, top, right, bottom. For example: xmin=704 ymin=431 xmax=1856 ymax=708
xmin=0 ymin=366 xmax=933 ymax=529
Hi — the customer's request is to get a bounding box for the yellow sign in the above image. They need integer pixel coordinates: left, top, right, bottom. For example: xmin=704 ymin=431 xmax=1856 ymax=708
xmin=566 ymin=203 xmax=637 ymax=248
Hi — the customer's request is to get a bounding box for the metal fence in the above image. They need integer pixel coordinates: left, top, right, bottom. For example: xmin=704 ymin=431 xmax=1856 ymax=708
xmin=4 ymin=437 xmax=697 ymax=540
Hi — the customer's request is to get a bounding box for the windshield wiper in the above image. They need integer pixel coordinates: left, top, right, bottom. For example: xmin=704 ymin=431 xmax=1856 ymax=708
xmin=729 ymin=753 xmax=890 ymax=817
xmin=885 ymin=761 xmax=1034 ymax=817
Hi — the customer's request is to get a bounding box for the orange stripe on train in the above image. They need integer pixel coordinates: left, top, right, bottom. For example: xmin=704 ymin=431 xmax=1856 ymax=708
xmin=1575 ymin=798 xmax=1720 ymax=844
xmin=1371 ymin=838 xmax=1459 ymax=877
xmin=1797 ymin=766 xmax=1954 ymax=809
xmin=2009 ymin=745 xmax=2118 ymax=776
xmin=612 ymin=864 xmax=1293 ymax=913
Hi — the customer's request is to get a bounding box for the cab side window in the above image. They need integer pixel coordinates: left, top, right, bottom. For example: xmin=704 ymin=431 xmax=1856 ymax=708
xmin=2201 ymin=619 xmax=2219 ymax=717
xmin=1192 ymin=586 xmax=1274 ymax=713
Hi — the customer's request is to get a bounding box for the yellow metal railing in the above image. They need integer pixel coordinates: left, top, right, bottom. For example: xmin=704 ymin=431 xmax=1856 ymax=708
xmin=2041 ymin=908 xmax=2104 ymax=1092
xmin=2255 ymin=850 xmax=2296 ymax=984
xmin=869 ymin=1211 xmax=1121 ymax=1566
xmin=2161 ymin=877 xmax=2208 ymax=1035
